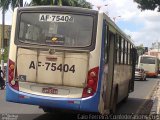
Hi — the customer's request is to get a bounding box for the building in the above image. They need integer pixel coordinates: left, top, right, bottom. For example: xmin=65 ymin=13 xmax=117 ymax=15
xmin=0 ymin=24 xmax=11 ymax=48
xmin=147 ymin=49 xmax=160 ymax=60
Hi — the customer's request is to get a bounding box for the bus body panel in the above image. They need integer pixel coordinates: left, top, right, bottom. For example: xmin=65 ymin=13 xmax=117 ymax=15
xmin=6 ymin=6 xmax=101 ymax=113
xmin=140 ymin=64 xmax=156 ymax=73
xmin=138 ymin=55 xmax=158 ymax=77
xmin=9 ymin=8 xmax=18 ymax=63
xmin=19 ymin=82 xmax=83 ymax=98
xmin=114 ymin=65 xmax=131 ymax=102
xmin=6 ymin=84 xmax=19 ymax=103
xmin=140 ymin=64 xmax=158 ymax=76
xmin=17 ymin=48 xmax=88 ymax=87
xmin=6 ymin=6 xmax=135 ymax=114
xmin=6 ymin=83 xmax=100 ymax=112
xmin=97 ymin=13 xmax=135 ymax=114
xmin=89 ymin=13 xmax=107 ymax=113
xmin=88 ymin=13 xmax=102 ymax=69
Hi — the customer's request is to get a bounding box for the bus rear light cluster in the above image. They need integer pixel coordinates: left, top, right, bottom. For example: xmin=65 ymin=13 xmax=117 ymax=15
xmin=8 ymin=59 xmax=19 ymax=90
xmin=82 ymin=67 xmax=99 ymax=98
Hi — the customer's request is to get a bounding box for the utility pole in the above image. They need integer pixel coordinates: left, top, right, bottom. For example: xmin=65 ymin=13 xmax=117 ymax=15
xmin=1 ymin=8 xmax=5 ymax=72
xmin=158 ymin=40 xmax=160 ymax=59
xmin=96 ymin=4 xmax=108 ymax=10
xmin=20 ymin=0 xmax=23 ymax=6
xmin=16 ymin=0 xmax=23 ymax=7
xmin=113 ymin=16 xmax=121 ymax=22
xmin=158 ymin=41 xmax=160 ymax=52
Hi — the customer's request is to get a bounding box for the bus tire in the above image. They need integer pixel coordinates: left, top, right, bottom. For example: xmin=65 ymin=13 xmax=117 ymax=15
xmin=41 ymin=107 xmax=53 ymax=113
xmin=110 ymin=88 xmax=118 ymax=114
xmin=143 ymin=76 xmax=146 ymax=81
xmin=122 ymin=82 xmax=130 ymax=102
xmin=41 ymin=107 xmax=64 ymax=114
xmin=154 ymin=75 xmax=157 ymax=78
xmin=123 ymin=95 xmax=129 ymax=103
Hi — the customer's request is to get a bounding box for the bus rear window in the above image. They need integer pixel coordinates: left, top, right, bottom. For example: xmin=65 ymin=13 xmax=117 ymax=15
xmin=18 ymin=13 xmax=93 ymax=47
xmin=140 ymin=57 xmax=155 ymax=64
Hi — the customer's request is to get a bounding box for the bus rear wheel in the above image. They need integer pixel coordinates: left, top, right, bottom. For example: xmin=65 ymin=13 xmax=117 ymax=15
xmin=110 ymin=90 xmax=118 ymax=114
xmin=40 ymin=107 xmax=53 ymax=113
xmin=40 ymin=106 xmax=60 ymax=113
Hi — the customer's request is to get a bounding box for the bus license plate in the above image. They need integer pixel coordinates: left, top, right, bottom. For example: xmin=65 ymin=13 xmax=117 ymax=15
xmin=42 ymin=87 xmax=58 ymax=94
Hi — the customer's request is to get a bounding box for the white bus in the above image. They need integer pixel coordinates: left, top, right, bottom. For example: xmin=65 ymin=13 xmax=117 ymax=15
xmin=138 ymin=55 xmax=159 ymax=77
xmin=6 ymin=6 xmax=136 ymax=114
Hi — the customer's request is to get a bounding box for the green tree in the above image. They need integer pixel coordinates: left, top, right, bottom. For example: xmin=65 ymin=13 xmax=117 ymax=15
xmin=0 ymin=0 xmax=23 ymax=11
xmin=151 ymin=42 xmax=160 ymax=50
xmin=4 ymin=47 xmax=8 ymax=62
xmin=136 ymin=44 xmax=145 ymax=64
xmin=136 ymin=44 xmax=145 ymax=55
xmin=0 ymin=0 xmax=23 ymax=67
xmin=30 ymin=0 xmax=92 ymax=9
xmin=134 ymin=0 xmax=160 ymax=12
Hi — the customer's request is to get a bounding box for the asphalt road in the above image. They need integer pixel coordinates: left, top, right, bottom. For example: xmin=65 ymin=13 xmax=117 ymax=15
xmin=0 ymin=77 xmax=159 ymax=120
xmin=117 ymin=77 xmax=159 ymax=114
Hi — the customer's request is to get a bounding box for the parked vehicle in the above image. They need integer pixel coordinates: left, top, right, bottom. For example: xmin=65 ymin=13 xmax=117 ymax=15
xmin=138 ymin=55 xmax=159 ymax=77
xmin=135 ymin=67 xmax=146 ymax=81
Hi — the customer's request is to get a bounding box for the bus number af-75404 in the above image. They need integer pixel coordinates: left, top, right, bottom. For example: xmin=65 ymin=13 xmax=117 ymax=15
xmin=29 ymin=61 xmax=75 ymax=73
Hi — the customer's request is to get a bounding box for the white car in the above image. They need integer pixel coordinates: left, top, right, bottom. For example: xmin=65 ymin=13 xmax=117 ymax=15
xmin=135 ymin=67 xmax=146 ymax=81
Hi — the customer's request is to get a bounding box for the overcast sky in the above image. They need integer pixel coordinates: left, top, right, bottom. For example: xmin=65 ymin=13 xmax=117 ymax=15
xmin=0 ymin=0 xmax=160 ymax=48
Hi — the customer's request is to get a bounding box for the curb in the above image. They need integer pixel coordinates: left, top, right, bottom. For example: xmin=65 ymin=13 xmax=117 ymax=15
xmin=136 ymin=80 xmax=158 ymax=115
xmin=150 ymin=81 xmax=160 ymax=114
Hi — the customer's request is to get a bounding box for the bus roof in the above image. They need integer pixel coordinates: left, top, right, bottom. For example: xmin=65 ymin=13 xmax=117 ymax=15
xmin=102 ymin=11 xmax=134 ymax=46
xmin=139 ymin=55 xmax=158 ymax=58
xmin=17 ymin=6 xmax=98 ymax=15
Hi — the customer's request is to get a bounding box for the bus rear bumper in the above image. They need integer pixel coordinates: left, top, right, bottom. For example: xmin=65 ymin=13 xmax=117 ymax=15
xmin=146 ymin=72 xmax=158 ymax=77
xmin=6 ymin=84 xmax=99 ymax=113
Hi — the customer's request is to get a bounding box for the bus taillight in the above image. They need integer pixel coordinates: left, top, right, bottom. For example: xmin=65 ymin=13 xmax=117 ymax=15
xmin=9 ymin=59 xmax=19 ymax=90
xmin=82 ymin=67 xmax=99 ymax=98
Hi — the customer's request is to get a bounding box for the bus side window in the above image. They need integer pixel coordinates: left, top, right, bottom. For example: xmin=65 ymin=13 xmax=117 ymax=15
xmin=22 ymin=23 xmax=40 ymax=41
xmin=116 ymin=34 xmax=121 ymax=64
xmin=108 ymin=32 xmax=115 ymax=58
xmin=116 ymin=34 xmax=119 ymax=64
xmin=125 ymin=40 xmax=127 ymax=64
xmin=121 ymin=38 xmax=124 ymax=64
xmin=119 ymin=36 xmax=121 ymax=64
xmin=33 ymin=26 xmax=39 ymax=41
xmin=25 ymin=24 xmax=33 ymax=40
xmin=128 ymin=42 xmax=130 ymax=65
xmin=19 ymin=22 xmax=25 ymax=39
xmin=123 ymin=39 xmax=126 ymax=64
xmin=130 ymin=45 xmax=133 ymax=65
xmin=104 ymin=25 xmax=109 ymax=63
xmin=115 ymin=34 xmax=120 ymax=64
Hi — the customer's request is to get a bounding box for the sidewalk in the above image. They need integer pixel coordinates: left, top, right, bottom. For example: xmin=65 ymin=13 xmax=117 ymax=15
xmin=150 ymin=81 xmax=160 ymax=114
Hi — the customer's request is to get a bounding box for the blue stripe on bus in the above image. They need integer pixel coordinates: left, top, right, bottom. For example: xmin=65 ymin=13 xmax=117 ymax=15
xmin=6 ymin=84 xmax=99 ymax=112
xmin=6 ymin=84 xmax=20 ymax=103
xmin=97 ymin=20 xmax=105 ymax=92
xmin=6 ymin=85 xmax=80 ymax=110
xmin=80 ymin=20 xmax=106 ymax=112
